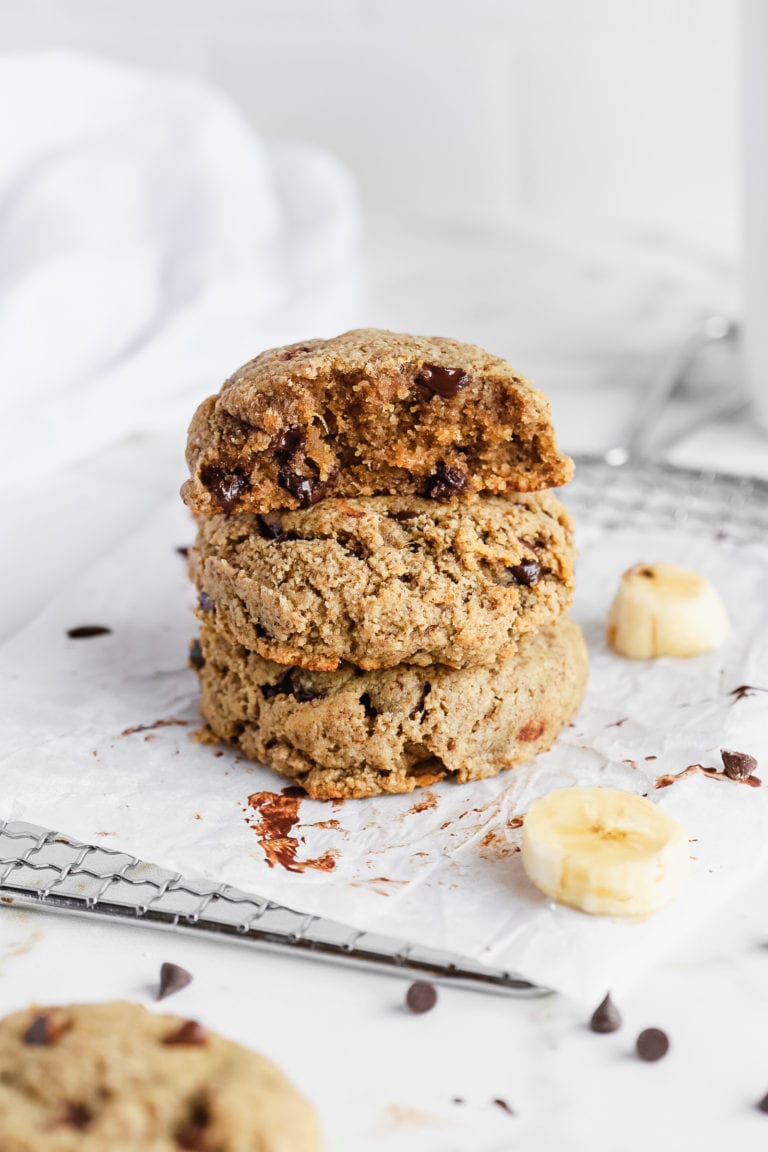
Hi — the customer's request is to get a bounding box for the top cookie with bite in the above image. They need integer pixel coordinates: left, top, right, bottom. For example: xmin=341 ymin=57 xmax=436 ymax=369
xmin=181 ymin=328 xmax=573 ymax=515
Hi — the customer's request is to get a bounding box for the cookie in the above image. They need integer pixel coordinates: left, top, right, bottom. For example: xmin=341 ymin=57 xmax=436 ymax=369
xmin=0 ymin=1001 xmax=321 ymax=1151
xmin=190 ymin=492 xmax=575 ymax=671
xmin=181 ymin=329 xmax=573 ymax=515
xmin=195 ymin=617 xmax=588 ymax=799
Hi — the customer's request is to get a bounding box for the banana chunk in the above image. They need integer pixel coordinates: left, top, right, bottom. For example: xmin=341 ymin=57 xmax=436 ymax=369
xmin=607 ymin=562 xmax=729 ymax=659
xmin=521 ymin=787 xmax=689 ymax=917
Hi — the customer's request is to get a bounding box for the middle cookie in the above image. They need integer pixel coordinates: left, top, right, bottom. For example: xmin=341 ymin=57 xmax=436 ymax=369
xmin=190 ymin=491 xmax=574 ymax=671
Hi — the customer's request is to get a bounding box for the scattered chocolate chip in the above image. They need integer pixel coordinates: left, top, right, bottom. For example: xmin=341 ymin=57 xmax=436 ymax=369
xmin=198 ymin=592 xmax=214 ymax=613
xmin=507 ymin=560 xmax=542 ymax=587
xmin=282 ymin=784 xmax=308 ymax=798
xmin=258 ymin=512 xmax=285 ymax=540
xmin=59 ymin=1103 xmax=91 ymax=1129
xmin=188 ymin=640 xmax=205 ymax=671
xmin=389 ymin=509 xmax=420 ymax=521
xmin=163 ymin=1020 xmax=208 ymax=1046
xmin=270 ymin=427 xmax=306 ymax=459
xmin=200 ymin=464 xmax=251 ymax=513
xmin=158 ymin=962 xmax=193 ymax=1001
xmin=493 ymin=1098 xmax=515 ymax=1116
xmin=360 ymin=692 xmax=378 ymax=719
xmin=66 ymin=625 xmax=112 ymax=639
xmin=757 ymin=1091 xmax=768 ymax=1114
xmin=415 ymin=364 xmax=470 ymax=398
xmin=720 ymin=749 xmax=758 ymax=780
xmin=427 ymin=461 xmax=470 ymax=500
xmin=636 ymin=1028 xmax=669 ymax=1062
xmin=176 ymin=546 xmax=190 ymax=558
xmin=405 ymin=981 xmax=437 ymax=1014
xmin=278 ymin=465 xmax=330 ymax=507
xmin=23 ymin=1013 xmax=65 ymax=1046
xmin=590 ymin=993 xmax=622 ymax=1034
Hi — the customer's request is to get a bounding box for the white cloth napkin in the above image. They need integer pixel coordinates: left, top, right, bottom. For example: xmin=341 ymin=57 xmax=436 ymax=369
xmin=0 ymin=52 xmax=361 ymax=482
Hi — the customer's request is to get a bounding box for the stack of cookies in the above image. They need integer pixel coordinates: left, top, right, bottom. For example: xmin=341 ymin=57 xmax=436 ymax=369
xmin=182 ymin=329 xmax=587 ymax=799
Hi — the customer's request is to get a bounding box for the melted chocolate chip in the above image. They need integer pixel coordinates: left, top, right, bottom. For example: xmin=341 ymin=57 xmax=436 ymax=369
xmin=427 ymin=461 xmax=470 ymax=501
xmin=260 ymin=670 xmax=324 ymax=703
xmin=23 ymin=1014 xmax=64 ymax=1046
xmin=721 ymin=749 xmax=758 ymax=780
xmin=416 ymin=364 xmax=470 ymax=398
xmin=189 ymin=640 xmax=205 ymax=671
xmin=60 ymin=1103 xmax=91 ymax=1129
xmin=508 ymin=560 xmax=542 ymax=587
xmin=636 ymin=1027 xmax=669 ymax=1062
xmin=405 ymin=981 xmax=438 ymax=1014
xmin=590 ymin=993 xmax=622 ymax=1034
xmin=278 ymin=466 xmax=330 ymax=507
xmin=198 ymin=592 xmax=214 ymax=613
xmin=158 ymin=962 xmax=193 ymax=1001
xmin=270 ymin=427 xmax=306 ymax=459
xmin=66 ymin=625 xmax=112 ymax=639
xmin=163 ymin=1020 xmax=208 ymax=1046
xmin=200 ymin=465 xmax=251 ymax=514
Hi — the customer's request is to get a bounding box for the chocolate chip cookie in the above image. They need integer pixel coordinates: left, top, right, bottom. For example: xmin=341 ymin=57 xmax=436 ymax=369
xmin=0 ymin=1001 xmax=322 ymax=1151
xmin=181 ymin=329 xmax=573 ymax=515
xmin=195 ymin=617 xmax=588 ymax=799
xmin=190 ymin=491 xmax=574 ymax=671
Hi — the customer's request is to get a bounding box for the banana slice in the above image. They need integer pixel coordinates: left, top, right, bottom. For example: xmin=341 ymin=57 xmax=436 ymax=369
xmin=607 ymin=562 xmax=729 ymax=659
xmin=521 ymin=787 xmax=689 ymax=917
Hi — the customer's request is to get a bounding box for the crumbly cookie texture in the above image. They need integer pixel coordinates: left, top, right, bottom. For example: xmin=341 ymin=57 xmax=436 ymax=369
xmin=195 ymin=617 xmax=588 ymax=799
xmin=190 ymin=492 xmax=575 ymax=671
xmin=181 ymin=329 xmax=574 ymax=515
xmin=0 ymin=1001 xmax=321 ymax=1152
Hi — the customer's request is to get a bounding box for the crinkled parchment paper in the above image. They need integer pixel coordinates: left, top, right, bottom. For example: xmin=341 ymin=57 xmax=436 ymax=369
xmin=2 ymin=497 xmax=767 ymax=1004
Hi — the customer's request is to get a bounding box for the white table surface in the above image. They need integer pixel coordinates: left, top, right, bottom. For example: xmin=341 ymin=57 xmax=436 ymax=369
xmin=2 ymin=409 xmax=768 ymax=1151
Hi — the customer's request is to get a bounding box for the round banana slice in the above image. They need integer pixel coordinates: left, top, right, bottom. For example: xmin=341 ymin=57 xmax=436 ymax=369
xmin=521 ymin=786 xmax=689 ymax=917
xmin=607 ymin=562 xmax=729 ymax=659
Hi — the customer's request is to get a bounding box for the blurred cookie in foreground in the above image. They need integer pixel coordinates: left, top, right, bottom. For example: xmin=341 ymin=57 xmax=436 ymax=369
xmin=195 ymin=617 xmax=588 ymax=799
xmin=607 ymin=562 xmax=729 ymax=659
xmin=189 ymin=491 xmax=575 ymax=671
xmin=0 ymin=1001 xmax=322 ymax=1151
xmin=181 ymin=328 xmax=573 ymax=515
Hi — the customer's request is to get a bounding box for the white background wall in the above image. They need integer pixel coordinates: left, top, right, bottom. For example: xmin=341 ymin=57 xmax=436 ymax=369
xmin=1 ymin=0 xmax=740 ymax=256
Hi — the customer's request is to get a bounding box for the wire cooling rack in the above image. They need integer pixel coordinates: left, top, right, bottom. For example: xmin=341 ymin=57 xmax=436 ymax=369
xmin=2 ymin=457 xmax=766 ymax=995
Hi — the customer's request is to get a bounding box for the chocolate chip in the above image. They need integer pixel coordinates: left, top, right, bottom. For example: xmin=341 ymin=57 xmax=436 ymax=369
xmin=176 ymin=546 xmax=190 ymax=558
xmin=163 ymin=1020 xmax=208 ymax=1046
xmin=405 ymin=981 xmax=437 ymax=1014
xmin=278 ymin=465 xmax=330 ymax=507
xmin=158 ymin=962 xmax=193 ymax=1001
xmin=23 ymin=1013 xmax=65 ymax=1045
xmin=493 ymin=1098 xmax=515 ymax=1116
xmin=416 ymin=364 xmax=470 ymax=398
xmin=590 ymin=993 xmax=622 ymax=1034
xmin=189 ymin=640 xmax=205 ymax=671
xmin=427 ymin=461 xmax=470 ymax=500
xmin=409 ymin=682 xmax=431 ymax=721
xmin=198 ymin=592 xmax=214 ymax=613
xmin=721 ymin=749 xmax=759 ymax=780
xmin=176 ymin=1101 xmax=211 ymax=1149
xmin=282 ymin=784 xmax=308 ymax=797
xmin=60 ymin=1103 xmax=91 ymax=1129
xmin=389 ymin=509 xmax=420 ymax=521
xmin=260 ymin=670 xmax=324 ymax=703
xmin=508 ymin=560 xmax=542 ymax=587
xmin=270 ymin=427 xmax=306 ymax=459
xmin=757 ymin=1091 xmax=768 ymax=1114
xmin=200 ymin=464 xmax=251 ymax=513
xmin=636 ymin=1027 xmax=669 ymax=1062
xmin=292 ymin=679 xmax=325 ymax=704
xmin=66 ymin=625 xmax=112 ymax=639
xmin=258 ymin=512 xmax=286 ymax=540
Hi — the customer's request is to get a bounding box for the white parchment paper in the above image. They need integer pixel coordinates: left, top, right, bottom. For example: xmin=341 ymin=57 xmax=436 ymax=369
xmin=2 ymin=497 xmax=767 ymax=1004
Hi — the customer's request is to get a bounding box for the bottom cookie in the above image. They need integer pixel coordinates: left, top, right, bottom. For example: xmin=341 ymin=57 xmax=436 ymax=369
xmin=0 ymin=1001 xmax=321 ymax=1151
xmin=196 ymin=617 xmax=588 ymax=799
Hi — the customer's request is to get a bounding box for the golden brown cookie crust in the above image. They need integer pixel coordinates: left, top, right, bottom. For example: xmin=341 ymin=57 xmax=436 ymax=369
xmin=196 ymin=617 xmax=588 ymax=799
xmin=181 ymin=329 xmax=573 ymax=515
xmin=0 ymin=1001 xmax=322 ymax=1151
xmin=190 ymin=492 xmax=575 ymax=671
